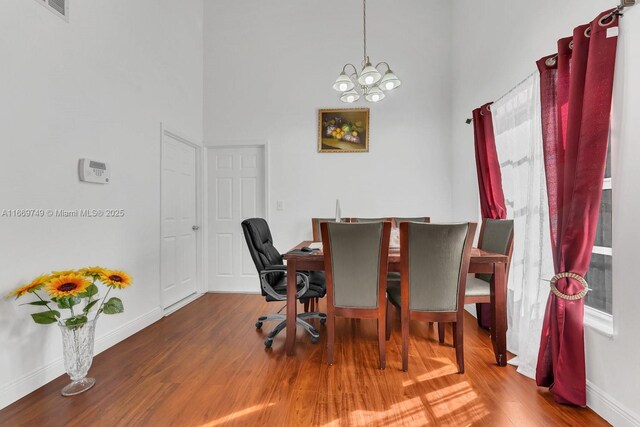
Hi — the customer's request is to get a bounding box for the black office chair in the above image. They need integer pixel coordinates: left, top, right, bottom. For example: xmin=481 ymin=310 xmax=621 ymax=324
xmin=241 ymin=218 xmax=327 ymax=348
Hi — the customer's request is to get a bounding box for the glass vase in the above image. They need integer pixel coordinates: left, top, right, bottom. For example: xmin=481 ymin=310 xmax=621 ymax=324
xmin=59 ymin=318 xmax=97 ymax=396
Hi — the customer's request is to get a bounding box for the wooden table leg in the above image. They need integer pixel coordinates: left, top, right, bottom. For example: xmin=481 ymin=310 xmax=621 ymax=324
xmin=491 ymin=262 xmax=507 ymax=366
xmin=285 ymin=259 xmax=297 ymax=356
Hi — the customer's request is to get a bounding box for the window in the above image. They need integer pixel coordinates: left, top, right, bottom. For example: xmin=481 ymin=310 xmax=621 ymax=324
xmin=584 ymin=141 xmax=613 ymax=320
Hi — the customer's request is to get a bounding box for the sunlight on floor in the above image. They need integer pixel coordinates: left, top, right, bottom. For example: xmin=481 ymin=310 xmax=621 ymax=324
xmin=402 ymin=358 xmax=458 ymax=387
xmin=322 ymin=397 xmax=431 ymax=427
xmin=197 ymin=402 xmax=276 ymax=427
xmin=425 ymin=381 xmax=489 ymax=422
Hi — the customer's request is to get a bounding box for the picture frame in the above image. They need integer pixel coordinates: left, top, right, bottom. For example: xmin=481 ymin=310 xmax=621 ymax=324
xmin=318 ymin=108 xmax=370 ymax=153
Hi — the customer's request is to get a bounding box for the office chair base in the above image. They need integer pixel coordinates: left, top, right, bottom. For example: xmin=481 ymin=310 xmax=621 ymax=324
xmin=257 ymin=312 xmax=326 ymax=347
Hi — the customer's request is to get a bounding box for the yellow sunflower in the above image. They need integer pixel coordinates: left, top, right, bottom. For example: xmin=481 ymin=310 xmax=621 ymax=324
xmin=45 ymin=274 xmax=90 ymax=299
xmin=100 ymin=270 xmax=132 ymax=289
xmin=50 ymin=269 xmax=78 ymax=278
xmin=78 ymin=266 xmax=107 ymax=278
xmin=6 ymin=275 xmax=51 ymax=299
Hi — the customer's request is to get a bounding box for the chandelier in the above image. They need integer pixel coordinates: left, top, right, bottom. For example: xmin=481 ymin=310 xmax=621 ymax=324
xmin=332 ymin=0 xmax=401 ymax=103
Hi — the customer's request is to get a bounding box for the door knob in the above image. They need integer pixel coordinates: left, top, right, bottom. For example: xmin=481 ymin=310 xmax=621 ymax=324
xmin=192 ymin=225 xmax=200 ymax=231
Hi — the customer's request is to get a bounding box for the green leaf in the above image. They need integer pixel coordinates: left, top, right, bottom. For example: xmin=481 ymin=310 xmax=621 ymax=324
xmin=83 ymin=299 xmax=99 ymax=313
xmin=57 ymin=297 xmax=80 ymax=310
xmin=57 ymin=298 xmax=71 ymax=309
xmin=102 ymin=297 xmax=124 ymax=315
xmin=31 ymin=310 xmax=61 ymax=325
xmin=20 ymin=301 xmax=50 ymax=306
xmin=78 ymin=284 xmax=99 ymax=299
xmin=65 ymin=315 xmax=88 ymax=328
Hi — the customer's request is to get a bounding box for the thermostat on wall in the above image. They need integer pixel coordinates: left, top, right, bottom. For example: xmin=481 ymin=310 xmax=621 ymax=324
xmin=78 ymin=158 xmax=110 ymax=184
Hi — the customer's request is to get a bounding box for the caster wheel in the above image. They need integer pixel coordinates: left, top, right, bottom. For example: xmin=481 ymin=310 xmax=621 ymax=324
xmin=311 ymin=335 xmax=319 ymax=344
xmin=320 ymin=318 xmax=326 ymax=325
xmin=264 ymin=338 xmax=273 ymax=348
xmin=255 ymin=321 xmax=263 ymax=329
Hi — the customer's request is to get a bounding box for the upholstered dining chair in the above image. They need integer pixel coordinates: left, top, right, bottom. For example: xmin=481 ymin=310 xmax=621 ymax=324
xmin=387 ymin=217 xmax=431 ymax=282
xmin=321 ymin=221 xmax=391 ymax=369
xmin=464 ymin=218 xmax=514 ymax=329
xmin=241 ymin=218 xmax=327 ymax=348
xmin=386 ymin=222 xmax=476 ymax=372
xmin=348 ymin=218 xmax=399 ymax=285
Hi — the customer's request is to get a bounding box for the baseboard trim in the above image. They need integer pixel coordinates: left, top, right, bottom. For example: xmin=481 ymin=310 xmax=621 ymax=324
xmin=0 ymin=306 xmax=163 ymax=410
xmin=587 ymin=380 xmax=640 ymax=427
xmin=163 ymin=292 xmax=203 ymax=317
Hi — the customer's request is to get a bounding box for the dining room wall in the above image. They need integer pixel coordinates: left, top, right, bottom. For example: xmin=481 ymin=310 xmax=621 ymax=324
xmin=203 ymin=0 xmax=455 ymax=257
xmin=450 ymin=0 xmax=640 ymax=424
xmin=0 ymin=0 xmax=204 ymax=409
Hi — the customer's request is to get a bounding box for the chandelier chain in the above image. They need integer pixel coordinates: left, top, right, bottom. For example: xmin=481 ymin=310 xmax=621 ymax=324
xmin=331 ymin=0 xmax=400 ymax=103
xmin=363 ymin=0 xmax=367 ymax=63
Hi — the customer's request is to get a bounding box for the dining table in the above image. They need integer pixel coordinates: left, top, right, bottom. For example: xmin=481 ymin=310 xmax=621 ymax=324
xmin=283 ymin=240 xmax=510 ymax=366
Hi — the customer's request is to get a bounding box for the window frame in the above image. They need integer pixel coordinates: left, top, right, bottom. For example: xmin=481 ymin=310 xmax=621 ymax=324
xmin=584 ymin=172 xmax=614 ymax=336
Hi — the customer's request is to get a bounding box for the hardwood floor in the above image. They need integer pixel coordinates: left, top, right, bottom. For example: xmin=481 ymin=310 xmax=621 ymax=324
xmin=0 ymin=294 xmax=609 ymax=426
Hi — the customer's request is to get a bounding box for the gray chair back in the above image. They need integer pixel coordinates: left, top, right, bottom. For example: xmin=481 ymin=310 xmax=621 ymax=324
xmin=350 ymin=217 xmax=390 ymax=223
xmin=393 ymin=217 xmax=430 ymax=227
xmin=406 ymin=223 xmax=473 ymax=312
xmin=477 ymin=219 xmax=514 ymax=283
xmin=324 ymin=222 xmax=386 ymax=309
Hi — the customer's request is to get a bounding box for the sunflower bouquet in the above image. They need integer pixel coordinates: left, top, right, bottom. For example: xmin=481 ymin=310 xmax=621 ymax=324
xmin=7 ymin=267 xmax=132 ymax=328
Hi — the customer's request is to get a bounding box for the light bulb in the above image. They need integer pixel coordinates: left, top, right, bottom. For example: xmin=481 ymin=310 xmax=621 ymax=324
xmin=339 ymin=83 xmax=348 ymax=91
xmin=365 ymin=76 xmax=374 ymax=84
xmin=372 ymin=94 xmax=380 ymax=101
xmin=340 ymin=89 xmax=360 ymax=103
xmin=385 ymin=82 xmax=394 ymax=90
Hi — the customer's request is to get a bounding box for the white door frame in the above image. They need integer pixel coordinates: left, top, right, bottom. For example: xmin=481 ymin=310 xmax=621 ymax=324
xmin=160 ymin=123 xmax=207 ymax=315
xmin=206 ymin=141 xmax=269 ymax=293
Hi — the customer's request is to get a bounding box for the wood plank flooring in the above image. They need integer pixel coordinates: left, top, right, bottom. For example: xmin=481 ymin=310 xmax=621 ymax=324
xmin=0 ymin=294 xmax=609 ymax=426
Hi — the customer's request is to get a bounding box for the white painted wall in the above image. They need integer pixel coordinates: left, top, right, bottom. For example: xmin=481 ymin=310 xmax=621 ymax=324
xmin=0 ymin=0 xmax=203 ymax=408
xmin=451 ymin=0 xmax=640 ymax=424
xmin=3 ymin=0 xmax=636 ymax=421
xmin=203 ymin=0 xmax=455 ymax=268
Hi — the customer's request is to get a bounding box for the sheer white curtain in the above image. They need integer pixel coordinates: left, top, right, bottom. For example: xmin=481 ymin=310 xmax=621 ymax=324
xmin=491 ymin=72 xmax=553 ymax=379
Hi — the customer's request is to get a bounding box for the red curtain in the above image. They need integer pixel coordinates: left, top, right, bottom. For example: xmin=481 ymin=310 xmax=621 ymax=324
xmin=472 ymin=102 xmax=506 ymax=329
xmin=473 ymin=103 xmax=507 ymax=220
xmin=535 ymin=10 xmax=619 ymax=406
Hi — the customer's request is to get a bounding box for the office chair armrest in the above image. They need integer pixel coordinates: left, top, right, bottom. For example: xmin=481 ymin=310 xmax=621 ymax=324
xmin=263 ymin=265 xmax=287 ymax=271
xmin=259 ymin=270 xmax=310 ymax=301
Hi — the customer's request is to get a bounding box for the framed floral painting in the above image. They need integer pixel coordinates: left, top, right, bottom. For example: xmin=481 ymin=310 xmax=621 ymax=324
xmin=318 ymin=108 xmax=369 ymax=153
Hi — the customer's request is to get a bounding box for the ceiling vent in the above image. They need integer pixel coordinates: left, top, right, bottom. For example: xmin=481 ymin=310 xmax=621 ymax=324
xmin=33 ymin=0 xmax=68 ymax=21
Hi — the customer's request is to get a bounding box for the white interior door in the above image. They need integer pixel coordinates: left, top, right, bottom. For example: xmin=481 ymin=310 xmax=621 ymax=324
xmin=161 ymin=133 xmax=199 ymax=308
xmin=208 ymin=146 xmax=266 ymax=293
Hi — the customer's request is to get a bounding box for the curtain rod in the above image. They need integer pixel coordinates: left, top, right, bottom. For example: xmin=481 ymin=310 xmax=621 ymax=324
xmin=465 ymin=0 xmax=637 ymax=125
xmin=604 ymin=0 xmax=637 ymax=21
xmin=465 ymin=72 xmax=536 ymax=124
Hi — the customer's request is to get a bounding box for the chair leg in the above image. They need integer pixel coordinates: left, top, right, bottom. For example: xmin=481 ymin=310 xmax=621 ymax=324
xmin=298 ymin=312 xmax=326 ymax=321
xmin=303 ymin=299 xmax=310 ymax=313
xmin=267 ymin=319 xmax=288 ymax=339
xmin=377 ymin=318 xmax=386 ymax=370
xmin=385 ymin=300 xmax=393 ymax=341
xmin=327 ymin=314 xmax=335 ymax=366
xmin=453 ymin=322 xmax=465 ymax=374
xmin=401 ymin=311 xmax=409 ymax=372
xmin=296 ymin=317 xmax=320 ymax=340
xmin=438 ymin=322 xmax=445 ymax=344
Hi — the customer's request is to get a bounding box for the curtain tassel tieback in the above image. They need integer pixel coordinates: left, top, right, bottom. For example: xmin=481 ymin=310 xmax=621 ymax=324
xmin=549 ymin=272 xmax=589 ymax=301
